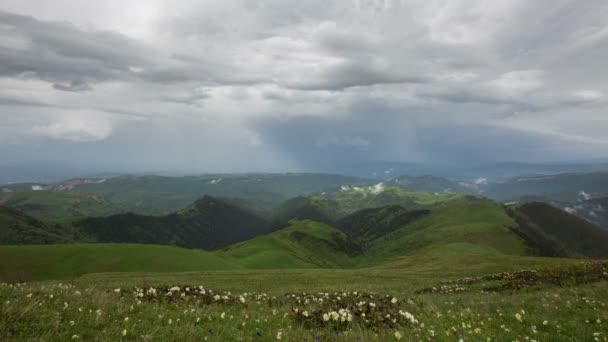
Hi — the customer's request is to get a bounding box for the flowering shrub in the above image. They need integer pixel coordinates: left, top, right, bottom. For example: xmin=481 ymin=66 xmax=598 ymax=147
xmin=125 ymin=285 xmax=275 ymax=306
xmin=285 ymin=291 xmax=419 ymax=329
xmin=417 ymin=261 xmax=608 ymax=294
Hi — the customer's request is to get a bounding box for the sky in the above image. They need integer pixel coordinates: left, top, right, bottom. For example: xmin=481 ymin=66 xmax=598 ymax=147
xmin=0 ymin=0 xmax=607 ymax=173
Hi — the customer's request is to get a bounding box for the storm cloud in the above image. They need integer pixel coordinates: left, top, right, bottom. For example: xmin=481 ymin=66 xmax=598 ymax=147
xmin=0 ymin=0 xmax=607 ymax=172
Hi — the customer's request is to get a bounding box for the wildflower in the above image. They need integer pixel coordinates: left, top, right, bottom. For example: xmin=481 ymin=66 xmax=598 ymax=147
xmin=239 ymin=296 xmax=246 ymax=303
xmin=26 ymin=293 xmax=32 ymax=298
xmin=71 ymin=335 xmax=79 ymax=339
xmin=122 ymin=329 xmax=127 ymax=336
xmin=124 ymin=317 xmax=129 ymax=322
xmin=391 ymin=297 xmax=398 ymax=304
xmin=302 ymin=311 xmax=309 ymax=317
xmin=515 ymin=313 xmax=523 ymax=322
xmin=394 ymin=331 xmax=402 ymax=340
xmin=169 ymin=286 xmax=180 ymax=292
xmin=543 ymin=320 xmax=549 ymax=326
xmin=168 ymin=318 xmax=172 ymax=325
xmin=69 ymin=320 xmax=75 ymax=326
xmin=221 ymin=312 xmax=226 ymax=319
xmin=114 ymin=288 xmax=121 ymax=293
xmin=277 ymin=331 xmax=282 ymax=340
xmin=323 ymin=313 xmax=330 ymax=321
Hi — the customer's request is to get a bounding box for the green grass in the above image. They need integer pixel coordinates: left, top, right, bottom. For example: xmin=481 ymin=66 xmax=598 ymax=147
xmin=222 ymin=220 xmax=359 ymax=269
xmin=366 ymin=201 xmax=528 ymax=261
xmin=1 ymin=259 xmax=606 ymax=341
xmin=0 ymin=244 xmax=241 ymax=282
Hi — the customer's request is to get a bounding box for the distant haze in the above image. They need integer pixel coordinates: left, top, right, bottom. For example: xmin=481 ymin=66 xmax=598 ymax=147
xmin=1 ymin=1 xmax=607 ymax=173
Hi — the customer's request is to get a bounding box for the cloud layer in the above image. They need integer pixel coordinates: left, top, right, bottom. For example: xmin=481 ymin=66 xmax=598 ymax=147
xmin=0 ymin=0 xmax=607 ymax=172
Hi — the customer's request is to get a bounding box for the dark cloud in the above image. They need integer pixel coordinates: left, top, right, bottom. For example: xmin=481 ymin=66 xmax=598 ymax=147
xmin=0 ymin=11 xmax=148 ymax=85
xmin=0 ymin=1 xmax=607 ymax=172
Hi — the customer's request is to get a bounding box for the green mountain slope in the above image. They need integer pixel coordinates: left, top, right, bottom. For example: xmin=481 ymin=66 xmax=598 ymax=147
xmin=364 ymin=201 xmax=527 ymax=261
xmin=0 ymin=243 xmax=241 ymax=282
xmin=75 ymin=196 xmax=271 ymax=250
xmin=2 ymin=190 xmax=130 ymax=219
xmin=272 ymin=196 xmax=339 ymax=225
xmin=506 ymin=202 xmax=608 ymax=258
xmin=222 ymin=220 xmax=362 ymax=269
xmin=337 ymin=205 xmax=429 ymax=245
xmin=0 ymin=206 xmax=75 ymax=244
xmin=272 ymin=185 xmax=474 ymax=225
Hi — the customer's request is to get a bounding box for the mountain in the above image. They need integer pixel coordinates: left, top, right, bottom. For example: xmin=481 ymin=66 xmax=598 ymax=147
xmin=1 ymin=190 xmax=130 ymax=219
xmin=270 ymin=184 xmax=474 ymax=226
xmin=337 ymin=200 xmax=608 ymax=261
xmin=337 ymin=205 xmax=429 ymax=246
xmin=485 ymin=172 xmax=608 ymax=202
xmin=322 ymin=184 xmax=476 ymax=214
xmin=222 ymin=220 xmax=362 ymax=268
xmin=3 ymin=197 xmax=608 ymax=282
xmin=0 ymin=206 xmax=75 ymax=244
xmin=505 ymin=202 xmax=608 ymax=258
xmin=389 ymin=175 xmax=472 ymax=194
xmin=75 ymin=196 xmax=271 ymax=250
xmin=553 ymin=197 xmax=608 ymax=230
xmin=361 ymin=201 xmax=528 ymax=260
xmin=1 ymin=173 xmax=364 ymax=218
xmin=272 ymin=196 xmax=339 ymax=225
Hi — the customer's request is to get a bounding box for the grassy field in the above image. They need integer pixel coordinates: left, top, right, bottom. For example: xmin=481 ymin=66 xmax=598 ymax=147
xmin=0 ymin=244 xmax=242 ymax=282
xmin=1 ymin=256 xmax=606 ymax=341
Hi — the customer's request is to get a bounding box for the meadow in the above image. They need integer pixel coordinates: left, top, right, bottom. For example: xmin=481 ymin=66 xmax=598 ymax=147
xmin=1 ymin=245 xmax=607 ymax=341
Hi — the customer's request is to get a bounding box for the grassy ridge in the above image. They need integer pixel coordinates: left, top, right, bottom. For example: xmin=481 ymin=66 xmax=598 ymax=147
xmin=4 ymin=199 xmax=608 ymax=282
xmin=365 ymin=201 xmax=527 ymax=261
xmin=223 ymin=220 xmax=361 ymax=269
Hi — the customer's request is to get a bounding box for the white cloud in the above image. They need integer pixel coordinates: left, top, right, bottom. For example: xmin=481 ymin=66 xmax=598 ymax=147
xmin=29 ymin=111 xmax=113 ymax=142
xmin=575 ymin=90 xmax=602 ymax=101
